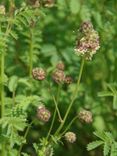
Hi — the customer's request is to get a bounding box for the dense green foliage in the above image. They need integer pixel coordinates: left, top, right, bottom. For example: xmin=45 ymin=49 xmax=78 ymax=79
xmin=0 ymin=0 xmax=117 ymax=156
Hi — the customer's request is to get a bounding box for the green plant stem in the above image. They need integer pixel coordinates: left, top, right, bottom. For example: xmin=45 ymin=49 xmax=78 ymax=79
xmin=52 ymin=95 xmax=63 ymax=122
xmin=55 ymin=58 xmax=85 ymax=135
xmin=0 ymin=24 xmax=10 ymax=118
xmin=0 ymin=53 xmax=5 ymax=118
xmin=29 ymin=29 xmax=33 ymax=79
xmin=60 ymin=116 xmax=78 ymax=137
xmin=46 ymin=108 xmax=56 ymax=140
xmin=12 ymin=88 xmax=16 ymax=106
xmin=17 ymin=121 xmax=34 ymax=156
xmin=46 ymin=85 xmax=61 ymax=140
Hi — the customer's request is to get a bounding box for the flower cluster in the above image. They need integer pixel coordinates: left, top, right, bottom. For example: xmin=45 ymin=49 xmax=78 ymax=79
xmin=37 ymin=105 xmax=51 ymax=122
xmin=52 ymin=69 xmax=65 ymax=83
xmin=78 ymin=109 xmax=93 ymax=123
xmin=52 ymin=62 xmax=73 ymax=85
xmin=32 ymin=68 xmax=46 ymax=80
xmin=0 ymin=5 xmax=5 ymax=15
xmin=75 ymin=21 xmax=100 ymax=60
xmin=64 ymin=132 xmax=76 ymax=143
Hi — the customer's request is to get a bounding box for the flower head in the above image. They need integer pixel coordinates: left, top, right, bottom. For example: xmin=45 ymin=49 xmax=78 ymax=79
xmin=32 ymin=68 xmax=46 ymax=80
xmin=80 ymin=21 xmax=93 ymax=34
xmin=64 ymin=76 xmax=73 ymax=84
xmin=56 ymin=62 xmax=65 ymax=71
xmin=78 ymin=109 xmax=93 ymax=123
xmin=44 ymin=0 xmax=54 ymax=7
xmin=75 ymin=21 xmax=100 ymax=60
xmin=52 ymin=69 xmax=65 ymax=83
xmin=37 ymin=105 xmax=51 ymax=122
xmin=65 ymin=132 xmax=76 ymax=143
xmin=0 ymin=5 xmax=5 ymax=15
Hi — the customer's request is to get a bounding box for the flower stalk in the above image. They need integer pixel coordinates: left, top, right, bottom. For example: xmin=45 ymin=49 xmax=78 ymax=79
xmin=0 ymin=52 xmax=5 ymax=118
xmin=29 ymin=29 xmax=33 ymax=79
xmin=55 ymin=58 xmax=85 ymax=135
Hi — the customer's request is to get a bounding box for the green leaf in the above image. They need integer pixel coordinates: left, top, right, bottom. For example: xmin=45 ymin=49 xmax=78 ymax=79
xmin=8 ymin=76 xmax=18 ymax=92
xmin=103 ymin=142 xmax=110 ymax=156
xmin=18 ymin=78 xmax=31 ymax=88
xmin=113 ymin=95 xmax=117 ymax=110
xmin=87 ymin=140 xmax=104 ymax=151
xmin=69 ymin=0 xmax=80 ymax=14
xmin=105 ymin=132 xmax=114 ymax=142
xmin=33 ymin=143 xmax=39 ymax=153
xmin=92 ymin=11 xmax=103 ymax=28
xmin=93 ymin=131 xmax=106 ymax=141
xmin=110 ymin=142 xmax=117 ymax=156
xmin=10 ymin=30 xmax=18 ymax=40
xmin=98 ymin=91 xmax=113 ymax=97
xmin=107 ymin=84 xmax=117 ymax=94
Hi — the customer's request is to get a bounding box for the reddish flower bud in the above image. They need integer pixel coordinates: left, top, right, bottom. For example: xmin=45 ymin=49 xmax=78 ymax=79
xmin=80 ymin=21 xmax=93 ymax=34
xmin=32 ymin=68 xmax=46 ymax=80
xmin=37 ymin=105 xmax=51 ymax=122
xmin=56 ymin=62 xmax=65 ymax=71
xmin=52 ymin=69 xmax=65 ymax=83
xmin=64 ymin=76 xmax=73 ymax=84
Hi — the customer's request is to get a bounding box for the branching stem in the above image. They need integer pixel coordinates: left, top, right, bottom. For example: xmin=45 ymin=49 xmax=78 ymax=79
xmin=54 ymin=58 xmax=85 ymax=135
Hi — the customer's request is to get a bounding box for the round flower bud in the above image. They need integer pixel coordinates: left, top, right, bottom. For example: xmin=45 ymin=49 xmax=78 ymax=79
xmin=78 ymin=110 xmax=93 ymax=123
xmin=37 ymin=105 xmax=51 ymax=122
xmin=64 ymin=76 xmax=73 ymax=84
xmin=80 ymin=21 xmax=93 ymax=34
xmin=0 ymin=5 xmax=5 ymax=15
xmin=65 ymin=132 xmax=76 ymax=143
xmin=52 ymin=69 xmax=65 ymax=83
xmin=32 ymin=68 xmax=46 ymax=80
xmin=56 ymin=62 xmax=65 ymax=71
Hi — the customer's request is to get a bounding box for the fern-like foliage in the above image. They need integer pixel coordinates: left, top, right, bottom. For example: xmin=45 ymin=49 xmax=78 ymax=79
xmin=33 ymin=138 xmax=54 ymax=156
xmin=87 ymin=131 xmax=117 ymax=156
xmin=0 ymin=116 xmax=27 ymax=147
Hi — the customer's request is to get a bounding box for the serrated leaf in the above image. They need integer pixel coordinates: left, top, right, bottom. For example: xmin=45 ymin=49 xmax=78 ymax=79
xmin=110 ymin=142 xmax=117 ymax=156
xmin=103 ymin=142 xmax=110 ymax=156
xmin=93 ymin=131 xmax=106 ymax=141
xmin=87 ymin=140 xmax=104 ymax=151
xmin=105 ymin=132 xmax=114 ymax=142
xmin=10 ymin=31 xmax=18 ymax=40
xmin=69 ymin=0 xmax=80 ymax=14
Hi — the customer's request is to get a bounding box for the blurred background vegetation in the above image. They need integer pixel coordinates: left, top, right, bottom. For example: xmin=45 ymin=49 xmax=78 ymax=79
xmin=1 ymin=0 xmax=117 ymax=155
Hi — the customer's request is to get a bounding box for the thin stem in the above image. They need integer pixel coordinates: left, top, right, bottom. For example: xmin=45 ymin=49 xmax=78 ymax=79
xmin=46 ymin=108 xmax=56 ymax=140
xmin=17 ymin=121 xmax=34 ymax=156
xmin=12 ymin=88 xmax=16 ymax=106
xmin=60 ymin=116 xmax=78 ymax=137
xmin=46 ymin=85 xmax=61 ymax=140
xmin=55 ymin=58 xmax=85 ymax=135
xmin=0 ymin=23 xmax=12 ymax=156
xmin=52 ymin=95 xmax=63 ymax=122
xmin=29 ymin=29 xmax=33 ymax=79
xmin=0 ymin=53 xmax=5 ymax=118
